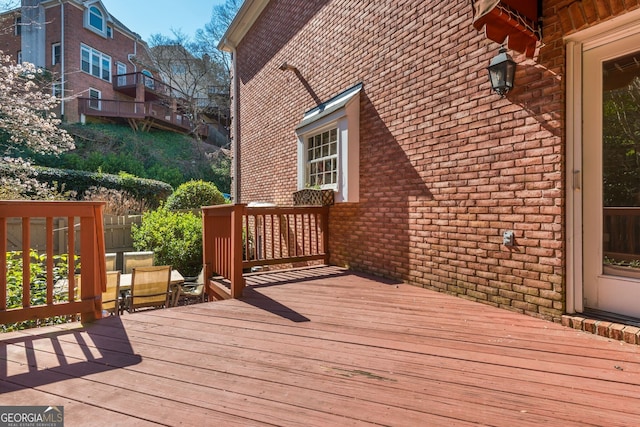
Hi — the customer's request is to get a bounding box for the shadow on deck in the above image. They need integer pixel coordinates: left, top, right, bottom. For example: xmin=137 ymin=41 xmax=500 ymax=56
xmin=0 ymin=317 xmax=141 ymax=391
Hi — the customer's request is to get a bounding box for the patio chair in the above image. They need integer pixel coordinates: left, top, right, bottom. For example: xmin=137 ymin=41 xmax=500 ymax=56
xmin=105 ymin=252 xmax=117 ymax=271
xmin=122 ymin=251 xmax=154 ymax=274
xmin=125 ymin=265 xmax=172 ymax=313
xmin=175 ymin=268 xmax=206 ymax=306
xmin=101 ymin=271 xmax=121 ymax=316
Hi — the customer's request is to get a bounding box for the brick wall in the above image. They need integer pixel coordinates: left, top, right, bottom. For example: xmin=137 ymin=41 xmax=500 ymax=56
xmin=0 ymin=11 xmax=21 ymax=60
xmin=28 ymin=1 xmax=152 ymax=122
xmin=234 ymin=0 xmax=638 ymax=322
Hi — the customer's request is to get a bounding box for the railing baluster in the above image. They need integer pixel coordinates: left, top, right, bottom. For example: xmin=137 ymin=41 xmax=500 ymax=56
xmin=301 ymin=214 xmax=306 ymax=256
xmin=270 ymin=215 xmax=275 ymax=260
xmin=0 ymin=217 xmax=6 ymax=311
xmin=67 ymin=216 xmax=74 ymax=302
xmin=46 ymin=217 xmax=54 ymax=305
xmin=21 ymin=217 xmax=30 ymax=308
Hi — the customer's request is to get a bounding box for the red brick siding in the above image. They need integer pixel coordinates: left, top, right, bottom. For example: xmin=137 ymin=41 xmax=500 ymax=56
xmin=0 ymin=2 xmax=152 ymax=122
xmin=233 ymin=0 xmax=636 ymax=322
xmin=0 ymin=11 xmax=21 ymax=60
xmin=44 ymin=3 xmax=152 ymax=122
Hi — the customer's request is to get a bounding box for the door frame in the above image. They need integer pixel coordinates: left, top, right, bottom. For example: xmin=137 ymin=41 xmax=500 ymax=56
xmin=565 ymin=8 xmax=640 ymax=314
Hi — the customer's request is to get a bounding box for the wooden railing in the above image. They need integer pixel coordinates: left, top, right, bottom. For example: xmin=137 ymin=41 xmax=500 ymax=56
xmin=202 ymin=204 xmax=329 ymax=299
xmin=78 ymin=98 xmax=192 ymax=131
xmin=113 ymin=72 xmax=185 ymax=99
xmin=0 ymin=201 xmax=107 ymax=325
xmin=603 ymin=207 xmax=640 ymax=261
xmin=78 ymin=98 xmax=145 ymax=118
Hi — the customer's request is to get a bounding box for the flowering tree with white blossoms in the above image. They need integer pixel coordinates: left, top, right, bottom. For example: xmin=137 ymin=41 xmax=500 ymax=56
xmin=0 ymin=55 xmax=73 ymax=154
xmin=0 ymin=52 xmax=74 ymax=199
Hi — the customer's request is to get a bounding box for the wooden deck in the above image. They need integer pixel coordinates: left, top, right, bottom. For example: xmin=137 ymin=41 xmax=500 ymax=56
xmin=2 ymin=266 xmax=640 ymax=426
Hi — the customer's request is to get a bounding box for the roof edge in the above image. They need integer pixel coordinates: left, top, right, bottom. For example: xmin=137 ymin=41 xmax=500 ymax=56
xmin=218 ymin=0 xmax=270 ymax=52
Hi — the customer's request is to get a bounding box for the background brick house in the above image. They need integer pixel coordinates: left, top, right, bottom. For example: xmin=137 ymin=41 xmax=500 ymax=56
xmin=0 ymin=0 xmax=193 ymax=133
xmin=221 ymin=0 xmax=640 ymax=325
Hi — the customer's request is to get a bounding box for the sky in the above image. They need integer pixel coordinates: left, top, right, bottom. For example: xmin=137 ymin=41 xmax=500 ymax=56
xmin=101 ymin=0 xmax=227 ymax=43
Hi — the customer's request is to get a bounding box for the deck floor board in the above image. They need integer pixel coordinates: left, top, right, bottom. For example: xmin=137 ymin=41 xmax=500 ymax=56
xmin=2 ymin=266 xmax=640 ymax=426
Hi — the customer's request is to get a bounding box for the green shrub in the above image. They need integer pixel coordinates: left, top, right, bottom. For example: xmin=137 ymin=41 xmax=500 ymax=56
xmin=132 ymin=207 xmax=202 ymax=277
xmin=0 ymin=162 xmax=173 ymax=210
xmin=165 ymin=180 xmax=226 ymax=211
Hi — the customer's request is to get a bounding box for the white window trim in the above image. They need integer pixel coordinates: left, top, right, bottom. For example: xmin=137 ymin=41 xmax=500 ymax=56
xmin=51 ymin=42 xmax=61 ymax=66
xmin=564 ymin=7 xmax=640 ymax=314
xmin=84 ymin=4 xmax=107 ymax=37
xmin=14 ymin=16 xmax=21 ymax=36
xmin=80 ymin=44 xmax=111 ymax=82
xmin=88 ymin=87 xmax=101 ymax=110
xmin=52 ymin=81 xmax=62 ymax=99
xmin=304 ymin=126 xmax=339 ymax=190
xmin=116 ymin=61 xmax=127 ymax=85
xmin=84 ymin=4 xmax=109 ymax=37
xmin=296 ymin=83 xmax=361 ymax=203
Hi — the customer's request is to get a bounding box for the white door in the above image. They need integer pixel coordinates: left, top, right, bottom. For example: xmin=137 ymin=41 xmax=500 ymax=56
xmin=583 ymin=32 xmax=640 ymax=317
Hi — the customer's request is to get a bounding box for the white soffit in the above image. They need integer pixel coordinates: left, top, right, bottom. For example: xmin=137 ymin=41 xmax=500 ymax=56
xmin=218 ymin=0 xmax=270 ymax=51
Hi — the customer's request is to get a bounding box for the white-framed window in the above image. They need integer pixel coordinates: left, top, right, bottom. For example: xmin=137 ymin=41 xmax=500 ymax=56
xmin=81 ymin=44 xmax=111 ymax=82
xmin=88 ymin=88 xmax=101 ymax=110
xmin=84 ymin=4 xmax=112 ymax=37
xmin=51 ymin=43 xmax=61 ymax=66
xmin=52 ymin=81 xmax=62 ymax=99
xmin=306 ymin=128 xmax=338 ymax=188
xmin=141 ymin=69 xmax=155 ymax=89
xmin=14 ymin=16 xmax=21 ymax=36
xmin=17 ymin=50 xmax=21 ymax=64
xmin=88 ymin=6 xmax=104 ymax=33
xmin=116 ymin=62 xmax=127 ymax=86
xmin=296 ymin=83 xmax=362 ymax=203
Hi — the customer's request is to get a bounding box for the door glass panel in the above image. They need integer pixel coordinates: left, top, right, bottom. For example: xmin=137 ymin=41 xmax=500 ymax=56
xmin=602 ymin=51 xmax=640 ymax=278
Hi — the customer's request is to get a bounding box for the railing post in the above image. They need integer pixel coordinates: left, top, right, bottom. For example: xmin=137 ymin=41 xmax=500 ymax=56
xmin=322 ymin=206 xmax=330 ymax=265
xmin=230 ymin=204 xmax=246 ymax=298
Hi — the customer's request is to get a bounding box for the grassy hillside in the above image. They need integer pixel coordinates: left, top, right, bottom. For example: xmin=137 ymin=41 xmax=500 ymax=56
xmin=35 ymin=123 xmax=230 ymax=193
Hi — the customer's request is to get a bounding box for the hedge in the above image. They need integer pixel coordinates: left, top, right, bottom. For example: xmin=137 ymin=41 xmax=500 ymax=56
xmin=0 ymin=163 xmax=173 ymax=208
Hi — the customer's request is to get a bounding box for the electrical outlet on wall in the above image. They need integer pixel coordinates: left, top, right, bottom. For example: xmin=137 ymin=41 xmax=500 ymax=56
xmin=503 ymin=230 xmax=515 ymax=246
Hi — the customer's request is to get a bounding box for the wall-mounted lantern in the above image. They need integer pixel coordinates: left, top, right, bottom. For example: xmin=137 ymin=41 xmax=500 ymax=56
xmin=487 ymin=47 xmax=516 ymax=97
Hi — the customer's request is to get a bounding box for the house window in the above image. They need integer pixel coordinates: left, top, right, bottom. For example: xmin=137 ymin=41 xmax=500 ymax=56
xmin=88 ymin=88 xmax=101 ymax=110
xmin=88 ymin=6 xmax=104 ymax=33
xmin=296 ymin=83 xmax=362 ymax=203
xmin=52 ymin=81 xmax=62 ymax=99
xmin=107 ymin=25 xmax=113 ymax=38
xmin=306 ymin=128 xmax=338 ymax=187
xmin=116 ymin=62 xmax=127 ymax=86
xmin=52 ymin=43 xmax=61 ymax=66
xmin=80 ymin=45 xmax=111 ymax=82
xmin=141 ymin=69 xmax=154 ymax=89
xmin=14 ymin=16 xmax=21 ymax=36
xmin=17 ymin=50 xmax=21 ymax=64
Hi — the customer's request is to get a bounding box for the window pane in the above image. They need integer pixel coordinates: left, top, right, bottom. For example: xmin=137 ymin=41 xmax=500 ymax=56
xmin=81 ymin=49 xmax=89 ymax=72
xmin=305 ymin=127 xmax=339 ymax=187
xmin=89 ymin=7 xmax=103 ymax=31
xmin=102 ymin=58 xmax=110 ymax=80
xmin=91 ymin=53 xmax=100 ymax=76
